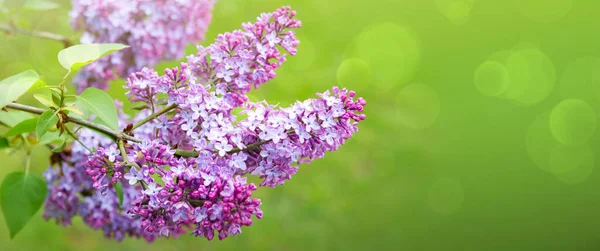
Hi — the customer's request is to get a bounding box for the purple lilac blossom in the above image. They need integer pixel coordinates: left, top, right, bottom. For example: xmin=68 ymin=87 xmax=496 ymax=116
xmin=43 ymin=109 xmax=157 ymax=241
xmin=70 ymin=0 xmax=216 ymax=92
xmin=43 ymin=101 xmax=164 ymax=241
xmin=45 ymin=6 xmax=366 ymax=242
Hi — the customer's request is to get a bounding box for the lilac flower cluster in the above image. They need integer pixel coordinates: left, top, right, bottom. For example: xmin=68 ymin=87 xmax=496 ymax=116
xmin=235 ymin=87 xmax=366 ymax=187
xmin=44 ymin=6 xmax=366 ymax=242
xmin=123 ymin=142 xmax=263 ymax=240
xmin=43 ymin=107 xmax=156 ymax=241
xmin=70 ymin=0 xmax=215 ymax=92
xmin=187 ymin=6 xmax=301 ymax=96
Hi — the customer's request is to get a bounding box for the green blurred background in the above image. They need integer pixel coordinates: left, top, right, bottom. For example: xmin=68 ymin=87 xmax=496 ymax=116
xmin=2 ymin=0 xmax=600 ymax=250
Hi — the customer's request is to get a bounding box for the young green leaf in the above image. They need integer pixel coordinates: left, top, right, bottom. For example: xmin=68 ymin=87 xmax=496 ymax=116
xmin=115 ymin=181 xmax=124 ymax=209
xmin=36 ymin=111 xmax=58 ymax=139
xmin=76 ymin=88 xmax=119 ymax=131
xmin=4 ymin=118 xmax=38 ymax=137
xmin=92 ymin=116 xmax=109 ymax=127
xmin=33 ymin=94 xmax=57 ymax=108
xmin=0 ymin=137 xmax=8 ymax=149
xmin=50 ymin=89 xmax=62 ymax=106
xmin=0 ymin=70 xmax=46 ymax=109
xmin=38 ymin=131 xmax=63 ymax=145
xmin=57 ymin=43 xmax=128 ymax=73
xmin=0 ymin=172 xmax=47 ymax=239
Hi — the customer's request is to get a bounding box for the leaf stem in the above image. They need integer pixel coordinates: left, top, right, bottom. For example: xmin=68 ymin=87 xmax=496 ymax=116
xmin=228 ymin=138 xmax=273 ymax=154
xmin=25 ymin=151 xmax=31 ymax=175
xmin=188 ymin=199 xmax=205 ymax=207
xmin=118 ymin=139 xmax=128 ymax=163
xmin=0 ymin=23 xmax=72 ymax=48
xmin=65 ymin=127 xmax=92 ymax=153
xmin=174 ymin=149 xmax=199 ymax=157
xmin=4 ymin=102 xmax=141 ymax=143
xmin=131 ymin=104 xmax=177 ymax=130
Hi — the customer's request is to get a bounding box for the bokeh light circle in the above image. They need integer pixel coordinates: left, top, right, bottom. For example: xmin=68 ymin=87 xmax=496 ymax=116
xmin=435 ymin=0 xmax=477 ymax=25
xmin=474 ymin=60 xmax=510 ymax=96
xmin=559 ymin=57 xmax=600 ymax=102
xmin=555 ymin=146 xmax=596 ymax=185
xmin=549 ymin=99 xmax=597 ymax=146
xmin=350 ymin=22 xmax=421 ymax=90
xmin=548 ymin=144 xmax=593 ymax=175
xmin=526 ymin=112 xmax=595 ymax=183
xmin=396 ymin=83 xmax=441 ymax=129
xmin=336 ymin=58 xmax=371 ymax=89
xmin=526 ymin=112 xmax=562 ymax=173
xmin=504 ymin=48 xmax=556 ymax=105
xmin=476 ymin=46 xmax=555 ymax=105
xmin=488 ymin=50 xmax=511 ymax=63
xmin=516 ymin=0 xmax=574 ymax=23
xmin=428 ymin=178 xmax=465 ymax=215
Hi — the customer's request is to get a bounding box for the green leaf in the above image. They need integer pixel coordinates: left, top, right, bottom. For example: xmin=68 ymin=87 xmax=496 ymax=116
xmin=57 ymin=44 xmax=128 ymax=82
xmin=23 ymin=0 xmax=59 ymax=10
xmin=0 ymin=70 xmax=46 ymax=109
xmin=76 ymin=88 xmax=119 ymax=131
xmin=51 ymin=137 xmax=66 ymax=152
xmin=115 ymin=181 xmax=123 ymax=209
xmin=0 ymin=110 xmax=33 ymax=127
xmin=38 ymin=131 xmax=62 ymax=145
xmin=0 ymin=172 xmax=47 ymax=239
xmin=92 ymin=116 xmax=109 ymax=127
xmin=50 ymin=89 xmax=62 ymax=106
xmin=63 ymin=104 xmax=84 ymax=116
xmin=4 ymin=118 xmax=38 ymax=137
xmin=33 ymin=94 xmax=56 ymax=108
xmin=0 ymin=137 xmax=8 ymax=149
xmin=68 ymin=100 xmax=90 ymax=120
xmin=36 ymin=111 xmax=58 ymax=139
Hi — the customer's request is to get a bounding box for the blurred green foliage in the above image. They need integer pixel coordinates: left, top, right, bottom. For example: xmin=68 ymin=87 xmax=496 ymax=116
xmin=1 ymin=0 xmax=600 ymax=250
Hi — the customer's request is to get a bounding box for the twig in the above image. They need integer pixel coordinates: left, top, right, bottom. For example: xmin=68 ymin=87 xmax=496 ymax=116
xmin=174 ymin=140 xmax=269 ymax=157
xmin=4 ymin=103 xmax=141 ymax=143
xmin=188 ymin=199 xmax=206 ymax=207
xmin=117 ymin=139 xmax=129 ymax=162
xmin=131 ymin=103 xmax=177 ymax=130
xmin=174 ymin=149 xmax=199 ymax=157
xmin=0 ymin=23 xmax=72 ymax=48
xmin=228 ymin=138 xmax=273 ymax=154
xmin=174 ymin=130 xmax=295 ymax=157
